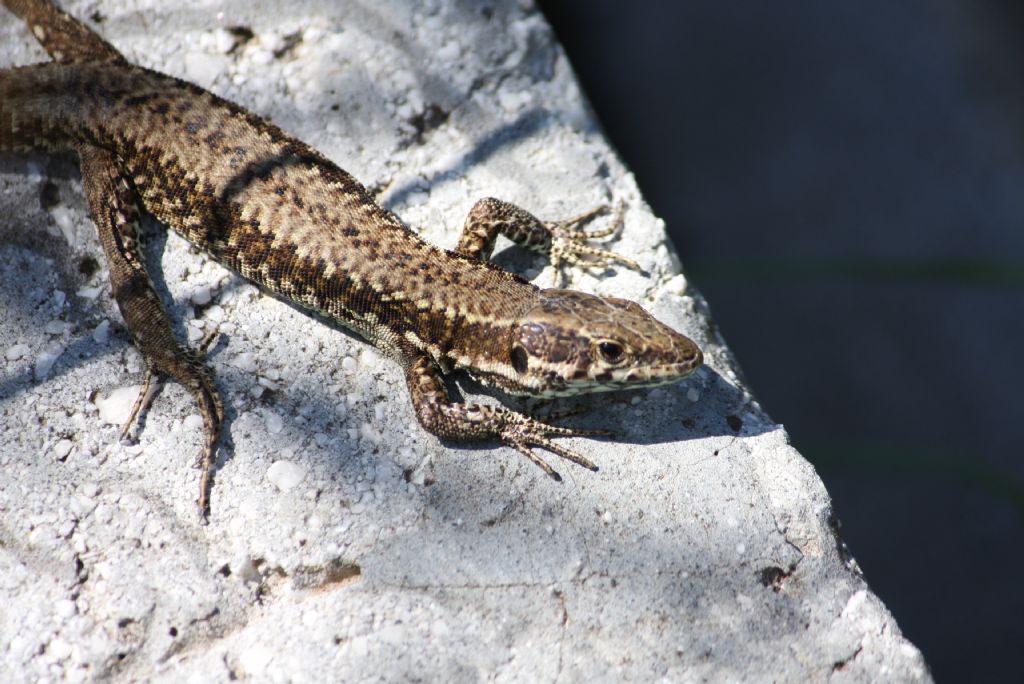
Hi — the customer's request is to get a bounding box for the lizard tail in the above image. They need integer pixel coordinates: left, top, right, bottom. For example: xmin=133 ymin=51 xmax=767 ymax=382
xmin=2 ymin=0 xmax=124 ymax=64
xmin=0 ymin=63 xmax=86 ymax=153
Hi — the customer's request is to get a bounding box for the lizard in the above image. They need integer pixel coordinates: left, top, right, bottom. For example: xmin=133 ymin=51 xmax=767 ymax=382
xmin=0 ymin=0 xmax=703 ymax=516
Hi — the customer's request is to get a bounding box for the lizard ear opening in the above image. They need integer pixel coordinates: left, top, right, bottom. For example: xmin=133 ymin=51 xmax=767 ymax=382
xmin=510 ymin=344 xmax=529 ymax=374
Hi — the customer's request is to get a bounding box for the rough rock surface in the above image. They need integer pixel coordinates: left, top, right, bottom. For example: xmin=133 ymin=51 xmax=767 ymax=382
xmin=0 ymin=1 xmax=930 ymax=681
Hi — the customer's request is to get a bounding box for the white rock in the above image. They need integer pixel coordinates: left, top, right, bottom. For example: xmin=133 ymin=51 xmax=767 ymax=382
xmin=183 ymin=50 xmax=226 ymax=88
xmin=34 ymin=341 xmax=66 ymax=378
xmin=92 ymin=320 xmax=110 ymax=344
xmin=232 ymin=555 xmax=262 ymax=584
xmin=257 ymin=376 xmax=280 ymax=391
xmin=54 ymin=599 xmax=77 ymax=619
xmin=50 ymin=207 xmax=77 ymax=243
xmin=663 ymin=273 xmax=689 ymax=295
xmin=260 ymin=31 xmax=289 ymax=55
xmin=47 ymin=637 xmax=72 ymax=660
xmin=238 ymin=643 xmax=273 ymax=676
xmin=51 ymin=439 xmax=74 ymax=460
xmin=232 ymin=352 xmax=258 ymax=373
xmin=182 ymin=414 xmax=205 ymax=431
xmin=76 ymin=286 xmax=103 ymax=300
xmin=214 ymin=28 xmax=240 ymax=54
xmin=69 ymin=494 xmax=97 ymax=518
xmin=190 ymin=287 xmax=212 ymax=306
xmin=263 ymin=410 xmax=283 ymax=434
xmin=44 ymin=320 xmax=67 ymax=335
xmin=436 ymin=40 xmax=460 ymax=61
xmin=250 ymin=48 xmax=273 ymax=66
xmin=359 ymin=422 xmax=382 ymax=445
xmin=94 ymin=386 xmax=143 ymax=425
xmin=267 ymin=460 xmax=305 ymax=491
xmin=6 ymin=343 xmax=30 ymax=361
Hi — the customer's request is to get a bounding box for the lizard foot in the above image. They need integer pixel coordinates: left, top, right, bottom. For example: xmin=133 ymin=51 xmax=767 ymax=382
xmin=499 ymin=411 xmax=613 ymax=481
xmin=188 ymin=329 xmax=224 ymax=520
xmin=547 ymin=203 xmax=641 ymax=284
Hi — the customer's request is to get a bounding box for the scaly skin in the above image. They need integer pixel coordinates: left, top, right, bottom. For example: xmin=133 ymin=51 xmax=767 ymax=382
xmin=1 ymin=0 xmax=702 ymax=515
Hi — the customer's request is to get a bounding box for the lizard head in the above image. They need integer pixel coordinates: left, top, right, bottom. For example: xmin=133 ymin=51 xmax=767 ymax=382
xmin=488 ymin=289 xmax=703 ymax=396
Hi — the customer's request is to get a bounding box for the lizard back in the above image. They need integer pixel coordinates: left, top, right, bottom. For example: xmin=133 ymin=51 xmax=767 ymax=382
xmin=0 ymin=61 xmax=538 ymax=360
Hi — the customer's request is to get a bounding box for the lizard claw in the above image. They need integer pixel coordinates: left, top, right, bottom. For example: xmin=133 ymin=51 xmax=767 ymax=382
xmin=500 ymin=411 xmax=611 ymax=480
xmin=547 ymin=203 xmax=641 ymax=284
xmin=119 ymin=367 xmax=158 ymax=443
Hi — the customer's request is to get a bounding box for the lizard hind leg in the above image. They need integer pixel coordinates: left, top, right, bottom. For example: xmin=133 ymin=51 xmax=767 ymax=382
xmin=79 ymin=145 xmax=224 ymax=517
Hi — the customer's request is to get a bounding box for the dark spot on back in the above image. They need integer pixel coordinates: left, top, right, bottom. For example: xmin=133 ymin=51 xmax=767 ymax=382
xmin=124 ymin=94 xmax=154 ymax=107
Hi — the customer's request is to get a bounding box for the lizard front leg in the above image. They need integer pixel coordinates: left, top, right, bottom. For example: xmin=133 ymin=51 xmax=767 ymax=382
xmin=404 ymin=354 xmax=607 ymax=480
xmin=79 ymin=145 xmax=224 ymax=517
xmin=455 ymin=197 xmax=640 ymax=283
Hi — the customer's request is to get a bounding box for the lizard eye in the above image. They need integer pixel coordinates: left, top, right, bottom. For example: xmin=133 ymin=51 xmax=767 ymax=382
xmin=510 ymin=344 xmax=529 ymax=374
xmin=597 ymin=340 xmax=625 ymax=364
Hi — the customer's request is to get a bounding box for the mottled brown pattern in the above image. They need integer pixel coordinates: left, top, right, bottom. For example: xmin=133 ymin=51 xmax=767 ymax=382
xmin=2 ymin=0 xmax=703 ymax=514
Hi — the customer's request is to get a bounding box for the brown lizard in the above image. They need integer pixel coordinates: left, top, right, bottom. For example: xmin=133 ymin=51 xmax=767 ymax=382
xmin=0 ymin=0 xmax=703 ymax=515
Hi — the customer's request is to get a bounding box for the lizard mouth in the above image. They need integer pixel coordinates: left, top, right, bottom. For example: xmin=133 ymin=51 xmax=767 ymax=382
xmin=591 ymin=347 xmax=704 ymax=391
xmin=537 ymin=351 xmax=704 ymax=397
xmin=622 ymin=351 xmax=704 ymax=386
xmin=628 ymin=370 xmax=694 ymax=387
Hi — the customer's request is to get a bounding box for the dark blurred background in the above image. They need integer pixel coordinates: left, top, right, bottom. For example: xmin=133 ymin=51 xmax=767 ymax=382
xmin=537 ymin=1 xmax=1024 ymax=680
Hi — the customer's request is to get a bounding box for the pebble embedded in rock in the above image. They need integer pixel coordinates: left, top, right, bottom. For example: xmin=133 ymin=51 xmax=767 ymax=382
xmin=263 ymin=410 xmax=283 ymax=434
xmin=92 ymin=320 xmax=110 ymax=344
xmin=267 ymin=460 xmax=305 ymax=491
xmin=5 ymin=343 xmax=30 ymax=361
xmin=95 ymin=386 xmax=144 ymax=425
xmin=51 ymin=439 xmax=74 ymax=460
xmin=34 ymin=341 xmax=65 ymax=378
xmin=232 ymin=352 xmax=258 ymax=373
